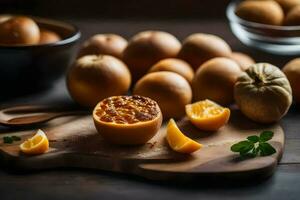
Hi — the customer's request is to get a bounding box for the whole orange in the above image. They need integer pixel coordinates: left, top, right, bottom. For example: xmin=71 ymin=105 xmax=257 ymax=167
xmin=78 ymin=34 xmax=127 ymax=59
xmin=283 ymin=58 xmax=300 ymax=103
xmin=149 ymin=58 xmax=194 ymax=84
xmin=178 ymin=33 xmax=232 ymax=70
xmin=39 ymin=29 xmax=61 ymax=44
xmin=192 ymin=57 xmax=242 ymax=105
xmin=133 ymin=71 xmax=192 ymax=119
xmin=67 ymin=55 xmax=131 ymax=108
xmin=0 ymin=16 xmax=40 ymax=45
xmin=230 ymin=52 xmax=255 ymax=71
xmin=123 ymin=31 xmax=181 ymax=81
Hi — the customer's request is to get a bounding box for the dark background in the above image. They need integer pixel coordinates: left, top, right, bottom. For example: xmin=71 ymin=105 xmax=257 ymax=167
xmin=0 ymin=0 xmax=231 ymax=19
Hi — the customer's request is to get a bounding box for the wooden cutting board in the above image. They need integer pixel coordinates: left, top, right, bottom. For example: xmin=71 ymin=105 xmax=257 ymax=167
xmin=0 ymin=109 xmax=284 ymax=181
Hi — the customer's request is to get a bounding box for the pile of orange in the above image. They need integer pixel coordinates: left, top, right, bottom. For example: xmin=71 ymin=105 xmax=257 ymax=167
xmin=64 ymin=30 xmax=294 ymax=154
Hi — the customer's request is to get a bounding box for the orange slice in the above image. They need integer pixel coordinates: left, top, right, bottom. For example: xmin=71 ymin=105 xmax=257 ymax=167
xmin=93 ymin=95 xmax=163 ymax=145
xmin=185 ymin=99 xmax=230 ymax=131
xmin=166 ymin=119 xmax=202 ymax=154
xmin=20 ymin=129 xmax=49 ymax=155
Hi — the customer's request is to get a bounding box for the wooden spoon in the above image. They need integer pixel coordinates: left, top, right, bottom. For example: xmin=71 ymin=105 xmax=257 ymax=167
xmin=0 ymin=105 xmax=89 ymax=127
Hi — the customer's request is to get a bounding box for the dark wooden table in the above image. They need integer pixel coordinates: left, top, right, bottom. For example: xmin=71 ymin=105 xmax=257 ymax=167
xmin=1 ymin=19 xmax=300 ymax=200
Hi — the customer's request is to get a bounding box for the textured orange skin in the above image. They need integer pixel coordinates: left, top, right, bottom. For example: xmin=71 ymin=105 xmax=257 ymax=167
xmin=39 ymin=29 xmax=61 ymax=44
xmin=133 ymin=72 xmax=192 ymax=119
xmin=192 ymin=57 xmax=242 ymax=106
xmin=93 ymin=101 xmax=163 ymax=145
xmin=0 ymin=16 xmax=40 ymax=45
xmin=178 ymin=33 xmax=232 ymax=71
xmin=284 ymin=5 xmax=300 ymax=26
xmin=283 ymin=58 xmax=300 ymax=103
xmin=275 ymin=0 xmax=300 ymax=13
xmin=149 ymin=58 xmax=194 ymax=84
xmin=67 ymin=55 xmax=131 ymax=108
xmin=78 ymin=34 xmax=128 ymax=59
xmin=123 ymin=31 xmax=181 ymax=82
xmin=235 ymin=1 xmax=284 ymax=25
xmin=230 ymin=52 xmax=255 ymax=71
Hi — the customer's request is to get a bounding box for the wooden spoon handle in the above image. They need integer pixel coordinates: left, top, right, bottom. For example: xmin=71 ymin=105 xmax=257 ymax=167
xmin=5 ymin=111 xmax=88 ymax=126
xmin=1 ymin=105 xmax=80 ymax=114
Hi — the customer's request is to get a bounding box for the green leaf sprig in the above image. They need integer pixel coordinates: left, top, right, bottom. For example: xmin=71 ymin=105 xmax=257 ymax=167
xmin=231 ymin=131 xmax=276 ymax=158
xmin=3 ymin=136 xmax=21 ymax=144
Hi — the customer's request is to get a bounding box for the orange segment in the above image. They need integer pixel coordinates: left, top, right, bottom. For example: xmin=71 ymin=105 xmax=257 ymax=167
xmin=20 ymin=129 xmax=49 ymax=155
xmin=166 ymin=119 xmax=202 ymax=154
xmin=186 ymin=99 xmax=230 ymax=131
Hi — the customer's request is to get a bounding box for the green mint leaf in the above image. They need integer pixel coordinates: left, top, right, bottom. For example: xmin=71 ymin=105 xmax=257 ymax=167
xmin=3 ymin=136 xmax=13 ymax=144
xmin=259 ymin=131 xmax=274 ymax=142
xmin=231 ymin=140 xmax=254 ymax=153
xmin=259 ymin=142 xmax=276 ymax=156
xmin=11 ymin=136 xmax=21 ymax=141
xmin=247 ymin=135 xmax=259 ymax=143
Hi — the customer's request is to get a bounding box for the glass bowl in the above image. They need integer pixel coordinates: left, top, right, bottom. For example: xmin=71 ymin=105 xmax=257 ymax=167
xmin=226 ymin=0 xmax=300 ymax=55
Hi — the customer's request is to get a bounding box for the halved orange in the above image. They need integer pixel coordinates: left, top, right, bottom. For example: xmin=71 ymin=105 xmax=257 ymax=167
xmin=185 ymin=99 xmax=230 ymax=131
xmin=20 ymin=129 xmax=49 ymax=155
xmin=93 ymin=95 xmax=163 ymax=145
xmin=166 ymin=119 xmax=202 ymax=154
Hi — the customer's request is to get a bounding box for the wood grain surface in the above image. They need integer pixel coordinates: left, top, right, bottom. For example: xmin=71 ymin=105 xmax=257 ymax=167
xmin=0 ymin=109 xmax=284 ymax=181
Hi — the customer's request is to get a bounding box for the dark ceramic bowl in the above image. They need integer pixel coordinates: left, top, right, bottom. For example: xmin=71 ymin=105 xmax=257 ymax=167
xmin=0 ymin=16 xmax=81 ymax=100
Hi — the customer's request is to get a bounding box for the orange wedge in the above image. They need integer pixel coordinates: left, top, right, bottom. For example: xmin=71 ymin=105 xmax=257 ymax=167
xmin=185 ymin=99 xmax=230 ymax=131
xmin=166 ymin=119 xmax=202 ymax=154
xmin=20 ymin=129 xmax=49 ymax=155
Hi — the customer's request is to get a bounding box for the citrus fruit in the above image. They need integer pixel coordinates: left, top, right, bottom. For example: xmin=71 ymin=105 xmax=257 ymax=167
xmin=149 ymin=58 xmax=194 ymax=84
xmin=166 ymin=119 xmax=202 ymax=154
xmin=230 ymin=52 xmax=255 ymax=71
xmin=133 ymin=71 xmax=192 ymax=119
xmin=185 ymin=100 xmax=230 ymax=131
xmin=78 ymin=34 xmax=127 ymax=59
xmin=93 ymin=95 xmax=163 ymax=145
xmin=20 ymin=129 xmax=49 ymax=155
xmin=123 ymin=31 xmax=181 ymax=81
xmin=283 ymin=58 xmax=300 ymax=103
xmin=67 ymin=55 xmax=131 ymax=108
xmin=178 ymin=33 xmax=232 ymax=70
xmin=0 ymin=16 xmax=40 ymax=45
xmin=192 ymin=57 xmax=242 ymax=105
xmin=235 ymin=0 xmax=284 ymax=25
xmin=39 ymin=29 xmax=61 ymax=44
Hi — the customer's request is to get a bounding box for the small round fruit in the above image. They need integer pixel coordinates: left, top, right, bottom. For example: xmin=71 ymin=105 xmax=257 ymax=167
xmin=231 ymin=52 xmax=255 ymax=71
xmin=235 ymin=63 xmax=292 ymax=123
xmin=133 ymin=71 xmax=192 ymax=119
xmin=275 ymin=0 xmax=300 ymax=13
xmin=185 ymin=100 xmax=230 ymax=131
xmin=235 ymin=0 xmax=284 ymax=25
xmin=192 ymin=57 xmax=242 ymax=105
xmin=149 ymin=58 xmax=194 ymax=84
xmin=0 ymin=16 xmax=40 ymax=45
xmin=93 ymin=95 xmax=163 ymax=145
xmin=67 ymin=55 xmax=131 ymax=108
xmin=284 ymin=5 xmax=300 ymax=26
xmin=178 ymin=33 xmax=232 ymax=70
xmin=39 ymin=29 xmax=61 ymax=44
xmin=283 ymin=58 xmax=300 ymax=103
xmin=123 ymin=31 xmax=181 ymax=81
xmin=78 ymin=34 xmax=127 ymax=59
